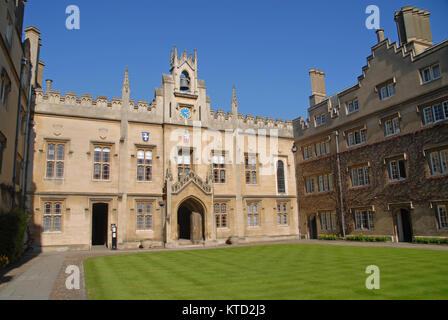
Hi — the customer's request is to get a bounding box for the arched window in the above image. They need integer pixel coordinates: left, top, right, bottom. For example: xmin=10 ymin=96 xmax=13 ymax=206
xmin=277 ymin=160 xmax=285 ymax=193
xmin=180 ymin=71 xmax=190 ymax=92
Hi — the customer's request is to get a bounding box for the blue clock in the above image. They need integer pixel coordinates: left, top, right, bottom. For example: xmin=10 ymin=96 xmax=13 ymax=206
xmin=180 ymin=107 xmax=192 ymax=119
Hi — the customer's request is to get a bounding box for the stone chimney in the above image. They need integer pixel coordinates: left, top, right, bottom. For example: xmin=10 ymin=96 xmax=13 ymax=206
xmin=376 ymin=29 xmax=385 ymax=43
xmin=394 ymin=6 xmax=433 ymax=55
xmin=36 ymin=61 xmax=45 ymax=89
xmin=46 ymin=79 xmax=53 ymax=93
xmin=309 ymin=69 xmax=326 ymax=106
xmin=24 ymin=26 xmax=41 ymax=88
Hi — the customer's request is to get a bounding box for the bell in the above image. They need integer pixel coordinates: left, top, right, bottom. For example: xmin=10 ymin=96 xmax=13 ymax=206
xmin=180 ymin=78 xmax=190 ymax=91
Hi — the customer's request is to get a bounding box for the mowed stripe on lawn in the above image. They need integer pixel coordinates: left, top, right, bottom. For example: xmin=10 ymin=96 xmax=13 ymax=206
xmin=83 ymin=244 xmax=448 ymax=300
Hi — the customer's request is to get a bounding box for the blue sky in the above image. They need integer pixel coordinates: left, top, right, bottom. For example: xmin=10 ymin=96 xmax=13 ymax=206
xmin=24 ymin=0 xmax=448 ymax=120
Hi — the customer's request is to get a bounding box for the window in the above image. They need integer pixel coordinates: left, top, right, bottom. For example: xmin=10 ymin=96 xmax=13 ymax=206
xmin=315 ymin=113 xmax=326 ymax=127
xmin=6 ymin=14 xmax=13 ymax=47
xmin=305 ymin=177 xmax=315 ymax=194
xmin=423 ymin=102 xmax=448 ymax=125
xmin=384 ymin=117 xmax=400 ymax=136
xmin=379 ymin=82 xmax=395 ymax=100
xmin=136 ymin=202 xmax=152 ymax=230
xmin=354 ymin=209 xmax=374 ymax=231
xmin=215 ymin=203 xmax=228 ymax=228
xmin=0 ymin=133 xmax=5 ymax=174
xmin=277 ymin=160 xmax=286 ymax=193
xmin=137 ymin=149 xmax=152 ymax=181
xmin=93 ymin=146 xmax=111 ymax=180
xmin=247 ymin=203 xmax=259 ymax=227
xmin=347 ymin=128 xmax=366 ymax=147
xmin=1 ymin=69 xmax=11 ymax=106
xmin=421 ymin=64 xmax=441 ymax=84
xmin=436 ymin=204 xmax=448 ymax=230
xmin=277 ymin=203 xmax=288 ymax=225
xmin=387 ymin=158 xmax=407 ymax=181
xmin=315 ymin=141 xmax=330 ymax=157
xmin=46 ymin=143 xmax=65 ymax=179
xmin=43 ymin=201 xmax=63 ymax=232
xmin=213 ymin=152 xmax=226 ymax=183
xmin=429 ymin=149 xmax=448 ymax=176
xmin=177 ymin=148 xmax=191 ymax=180
xmin=303 ymin=145 xmax=312 ymax=160
xmin=245 ymin=154 xmax=257 ymax=184
xmin=319 ymin=211 xmax=336 ymax=232
xmin=317 ymin=174 xmax=333 ymax=192
xmin=350 ymin=165 xmax=370 ymax=187
xmin=347 ymin=100 xmax=359 ymax=114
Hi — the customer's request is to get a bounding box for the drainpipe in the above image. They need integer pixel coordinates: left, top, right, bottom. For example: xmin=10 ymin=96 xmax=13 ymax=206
xmin=335 ymin=130 xmax=346 ymax=237
xmin=21 ymin=63 xmax=34 ymax=209
xmin=11 ymin=58 xmax=27 ymax=210
xmin=292 ymin=143 xmax=302 ymax=238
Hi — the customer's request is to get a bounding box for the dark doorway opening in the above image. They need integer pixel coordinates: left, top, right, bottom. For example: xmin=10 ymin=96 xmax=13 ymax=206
xmin=177 ymin=198 xmax=204 ymax=242
xmin=92 ymin=203 xmax=108 ymax=246
xmin=398 ymin=209 xmax=413 ymax=242
xmin=309 ymin=216 xmax=317 ymax=239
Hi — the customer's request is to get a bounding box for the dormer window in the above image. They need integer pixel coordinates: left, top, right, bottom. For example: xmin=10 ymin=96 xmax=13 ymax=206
xmin=346 ymin=99 xmax=359 ymax=114
xmin=420 ymin=64 xmax=440 ymax=84
xmin=378 ymin=81 xmax=395 ymax=100
xmin=315 ymin=113 xmax=325 ymax=127
xmin=180 ymin=71 xmax=190 ymax=92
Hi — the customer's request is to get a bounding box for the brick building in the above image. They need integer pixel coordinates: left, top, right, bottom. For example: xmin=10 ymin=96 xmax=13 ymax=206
xmin=293 ymin=6 xmax=448 ymax=242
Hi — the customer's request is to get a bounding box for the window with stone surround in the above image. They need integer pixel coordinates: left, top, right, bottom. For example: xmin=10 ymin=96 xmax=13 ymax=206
xmin=387 ymin=157 xmax=407 ymax=182
xmin=384 ymin=116 xmax=400 ymax=137
xmin=302 ymin=145 xmax=312 ymax=160
xmin=214 ymin=203 xmax=228 ymax=228
xmin=436 ymin=204 xmax=448 ymax=230
xmin=177 ymin=148 xmax=192 ymax=180
xmin=136 ymin=202 xmax=152 ymax=230
xmin=314 ymin=113 xmax=326 ymax=127
xmin=137 ymin=149 xmax=152 ymax=182
xmin=353 ymin=209 xmax=374 ymax=231
xmin=93 ymin=146 xmax=111 ymax=180
xmin=315 ymin=140 xmax=330 ymax=157
xmin=276 ymin=160 xmax=286 ymax=194
xmin=43 ymin=201 xmax=63 ymax=232
xmin=347 ymin=127 xmax=366 ymax=147
xmin=0 ymin=68 xmax=11 ymax=107
xmin=420 ymin=64 xmax=441 ymax=84
xmin=305 ymin=177 xmax=315 ymax=194
xmin=429 ymin=148 xmax=448 ymax=176
xmin=0 ymin=132 xmax=6 ymax=174
xmin=350 ymin=164 xmax=370 ymax=187
xmin=46 ymin=142 xmax=65 ymax=179
xmin=317 ymin=174 xmax=333 ymax=192
xmin=346 ymin=99 xmax=359 ymax=114
xmin=247 ymin=202 xmax=259 ymax=227
xmin=213 ymin=152 xmax=226 ymax=184
xmin=277 ymin=202 xmax=288 ymax=225
xmin=319 ymin=211 xmax=336 ymax=232
xmin=245 ymin=154 xmax=257 ymax=184
xmin=423 ymin=101 xmax=448 ymax=125
xmin=378 ymin=81 xmax=395 ymax=100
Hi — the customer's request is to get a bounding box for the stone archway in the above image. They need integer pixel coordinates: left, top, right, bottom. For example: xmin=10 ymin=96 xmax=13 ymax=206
xmin=177 ymin=197 xmax=206 ymax=243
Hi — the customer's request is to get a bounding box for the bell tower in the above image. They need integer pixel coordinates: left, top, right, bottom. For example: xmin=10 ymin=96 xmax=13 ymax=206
xmin=170 ymin=46 xmax=199 ymax=94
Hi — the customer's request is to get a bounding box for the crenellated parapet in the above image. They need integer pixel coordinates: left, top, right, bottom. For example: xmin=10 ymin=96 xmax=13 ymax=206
xmin=208 ymin=108 xmax=293 ymax=137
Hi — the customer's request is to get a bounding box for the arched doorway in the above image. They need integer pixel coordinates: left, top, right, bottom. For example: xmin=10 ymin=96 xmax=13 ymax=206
xmin=177 ymin=197 xmax=205 ymax=243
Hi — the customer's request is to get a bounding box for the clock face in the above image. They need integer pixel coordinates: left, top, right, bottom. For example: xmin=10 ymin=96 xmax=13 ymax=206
xmin=180 ymin=107 xmax=192 ymax=120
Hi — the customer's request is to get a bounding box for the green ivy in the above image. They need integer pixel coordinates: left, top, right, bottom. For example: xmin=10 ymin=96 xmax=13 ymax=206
xmin=0 ymin=209 xmax=27 ymax=267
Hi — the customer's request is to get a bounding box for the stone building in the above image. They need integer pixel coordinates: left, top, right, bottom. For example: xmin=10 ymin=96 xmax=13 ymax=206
xmin=30 ymin=47 xmax=299 ymax=251
xmin=293 ymin=6 xmax=448 ymax=242
xmin=0 ymin=0 xmax=42 ymax=213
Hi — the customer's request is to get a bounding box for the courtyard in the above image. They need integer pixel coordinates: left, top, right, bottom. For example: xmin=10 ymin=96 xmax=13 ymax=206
xmin=83 ymin=243 xmax=448 ymax=300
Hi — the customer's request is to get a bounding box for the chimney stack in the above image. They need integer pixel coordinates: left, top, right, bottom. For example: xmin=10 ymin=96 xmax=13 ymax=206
xmin=376 ymin=29 xmax=385 ymax=43
xmin=394 ymin=6 xmax=433 ymax=55
xmin=46 ymin=79 xmax=53 ymax=93
xmin=309 ymin=69 xmax=326 ymax=106
xmin=24 ymin=26 xmax=41 ymax=88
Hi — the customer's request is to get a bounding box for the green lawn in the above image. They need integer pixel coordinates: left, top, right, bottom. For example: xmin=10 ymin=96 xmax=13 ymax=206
xmin=83 ymin=244 xmax=448 ymax=300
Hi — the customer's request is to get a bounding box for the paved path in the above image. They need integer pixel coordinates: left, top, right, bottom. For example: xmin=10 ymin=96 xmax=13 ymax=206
xmin=0 ymin=252 xmax=67 ymax=300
